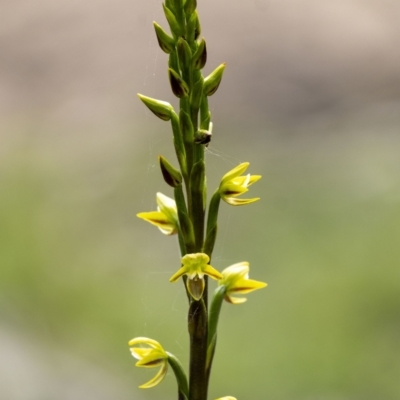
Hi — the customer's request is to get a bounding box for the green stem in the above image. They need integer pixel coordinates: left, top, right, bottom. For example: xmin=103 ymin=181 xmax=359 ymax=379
xmin=188 ymin=299 xmax=208 ymax=400
xmin=206 ymin=285 xmax=226 ymax=387
xmin=167 ymin=352 xmax=190 ymax=400
xmin=203 ymin=190 xmax=221 ymax=256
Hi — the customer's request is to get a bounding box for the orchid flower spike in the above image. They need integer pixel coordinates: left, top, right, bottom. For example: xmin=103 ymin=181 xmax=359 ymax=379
xmin=137 ymin=192 xmax=178 ymax=235
xmin=219 ymin=162 xmax=261 ymax=205
xmin=219 ymin=262 xmax=267 ymax=304
xmin=170 ymin=253 xmax=223 ymax=300
xmin=128 ymin=337 xmax=168 ymax=389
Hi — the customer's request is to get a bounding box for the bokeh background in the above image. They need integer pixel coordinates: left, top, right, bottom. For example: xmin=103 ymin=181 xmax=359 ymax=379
xmin=1 ymin=0 xmax=400 ymax=399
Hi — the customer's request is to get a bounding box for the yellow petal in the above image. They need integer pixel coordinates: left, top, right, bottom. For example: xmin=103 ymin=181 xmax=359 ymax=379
xmin=203 ymin=264 xmax=223 ymax=280
xmin=169 ymin=266 xmax=188 ymax=282
xmin=137 ymin=212 xmax=172 ymax=228
xmin=225 ymin=295 xmax=247 ymax=305
xmin=220 ymin=162 xmax=249 ymax=186
xmin=136 ymin=349 xmax=167 ymax=367
xmin=139 ymin=361 xmax=168 ymax=389
xmin=220 ymin=182 xmax=249 ymax=196
xmin=228 ymin=279 xmax=267 ymax=294
xmin=215 ymin=397 xmax=237 ymax=400
xmin=223 ymin=197 xmax=260 ymax=206
xmin=130 ymin=347 xmax=152 ymax=360
xmin=128 ymin=337 xmax=163 ymax=348
xmin=247 ymin=175 xmax=261 ymax=186
xmin=187 ymin=276 xmax=205 ymax=300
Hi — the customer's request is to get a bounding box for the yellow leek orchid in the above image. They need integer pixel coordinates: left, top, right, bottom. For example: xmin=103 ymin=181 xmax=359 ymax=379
xmin=128 ymin=337 xmax=168 ymax=389
xmin=170 ymin=253 xmax=223 ymax=300
xmin=137 ymin=192 xmax=178 ymax=235
xmin=219 ymin=262 xmax=267 ymax=304
xmin=219 ymin=162 xmax=261 ymax=205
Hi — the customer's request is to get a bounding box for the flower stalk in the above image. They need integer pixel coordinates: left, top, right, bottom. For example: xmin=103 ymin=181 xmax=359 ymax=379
xmin=130 ymin=1 xmax=267 ymax=399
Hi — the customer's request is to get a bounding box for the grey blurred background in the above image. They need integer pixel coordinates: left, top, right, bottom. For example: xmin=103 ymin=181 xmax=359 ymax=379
xmin=1 ymin=0 xmax=400 ymax=399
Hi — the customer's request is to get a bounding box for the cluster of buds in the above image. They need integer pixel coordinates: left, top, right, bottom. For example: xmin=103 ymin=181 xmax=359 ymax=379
xmin=129 ymin=0 xmax=267 ymax=399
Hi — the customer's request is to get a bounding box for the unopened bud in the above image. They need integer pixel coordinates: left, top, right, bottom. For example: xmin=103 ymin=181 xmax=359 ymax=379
xmin=138 ymin=94 xmax=173 ymax=121
xmin=192 ymin=38 xmax=207 ymax=70
xmin=153 ymin=22 xmax=175 ymax=54
xmin=159 ymin=155 xmax=182 ymax=187
xmin=163 ymin=4 xmax=183 ymax=37
xmin=184 ymin=0 xmax=197 ymax=15
xmin=177 ymin=38 xmax=192 ymax=70
xmin=168 ymin=68 xmax=189 ymax=98
xmin=187 ymin=11 xmax=201 ymax=41
xmin=204 ymin=63 xmax=226 ymax=96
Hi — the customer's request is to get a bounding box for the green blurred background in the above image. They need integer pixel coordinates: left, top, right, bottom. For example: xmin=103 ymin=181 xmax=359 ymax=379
xmin=1 ymin=1 xmax=400 ymax=399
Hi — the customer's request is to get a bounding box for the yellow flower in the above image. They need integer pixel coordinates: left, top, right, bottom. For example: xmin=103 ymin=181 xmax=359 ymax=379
xmin=170 ymin=253 xmax=223 ymax=300
xmin=137 ymin=192 xmax=178 ymax=235
xmin=219 ymin=262 xmax=267 ymax=304
xmin=219 ymin=162 xmax=261 ymax=205
xmin=128 ymin=337 xmax=168 ymax=389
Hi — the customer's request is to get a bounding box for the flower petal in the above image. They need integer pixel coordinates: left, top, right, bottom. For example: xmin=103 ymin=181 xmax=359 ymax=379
xmin=247 ymin=175 xmax=262 ymax=186
xmin=156 ymin=192 xmax=177 ymax=221
xmin=139 ymin=361 xmax=168 ymax=389
xmin=225 ymin=294 xmax=247 ymax=305
xmin=128 ymin=337 xmax=163 ymax=349
xmin=220 ymin=182 xmax=249 ymax=196
xmin=203 ymin=264 xmax=223 ymax=280
xmin=136 ymin=349 xmax=168 ymax=367
xmin=223 ymin=197 xmax=260 ymax=206
xmin=221 ymin=262 xmax=249 ymax=280
xmin=220 ymin=162 xmax=249 ymax=186
xmin=137 ymin=211 xmax=171 ymax=227
xmin=187 ymin=276 xmax=205 ymax=300
xmin=228 ymin=279 xmax=267 ymax=294
xmin=130 ymin=347 xmax=152 ymax=360
xmin=169 ymin=266 xmax=188 ymax=282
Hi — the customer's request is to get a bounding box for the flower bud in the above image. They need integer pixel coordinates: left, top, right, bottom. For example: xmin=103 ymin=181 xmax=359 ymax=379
xmin=153 ymin=22 xmax=175 ymax=54
xmin=165 ymin=0 xmax=175 ymax=12
xmin=163 ymin=4 xmax=183 ymax=37
xmin=187 ymin=11 xmax=201 ymax=41
xmin=159 ymin=155 xmax=182 ymax=188
xmin=177 ymin=38 xmax=192 ymax=70
xmin=168 ymin=68 xmax=189 ymax=98
xmin=192 ymin=38 xmax=207 ymax=70
xmin=204 ymin=63 xmax=226 ymax=96
xmin=138 ymin=94 xmax=173 ymax=121
xmin=184 ymin=0 xmax=197 ymax=15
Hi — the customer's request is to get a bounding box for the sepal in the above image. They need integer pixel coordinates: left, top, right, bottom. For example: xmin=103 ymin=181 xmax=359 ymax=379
xmin=169 ymin=68 xmax=189 ymax=98
xmin=204 ymin=63 xmax=226 ymax=96
xmin=159 ymin=155 xmax=182 ymax=187
xmin=184 ymin=0 xmax=197 ymax=15
xmin=187 ymin=11 xmax=201 ymax=40
xmin=153 ymin=22 xmax=175 ymax=54
xmin=163 ymin=4 xmax=183 ymax=37
xmin=177 ymin=37 xmax=192 ymax=70
xmin=138 ymin=94 xmax=173 ymax=121
xmin=192 ymin=38 xmax=207 ymax=69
